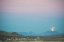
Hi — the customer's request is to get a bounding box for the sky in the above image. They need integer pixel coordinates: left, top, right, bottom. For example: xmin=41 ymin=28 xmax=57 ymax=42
xmin=0 ymin=0 xmax=64 ymax=34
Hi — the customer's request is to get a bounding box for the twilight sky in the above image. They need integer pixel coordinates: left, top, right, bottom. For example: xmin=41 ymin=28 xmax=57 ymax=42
xmin=0 ymin=0 xmax=64 ymax=34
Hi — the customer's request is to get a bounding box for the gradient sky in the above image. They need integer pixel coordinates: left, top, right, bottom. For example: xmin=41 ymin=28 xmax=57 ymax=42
xmin=0 ymin=0 xmax=64 ymax=34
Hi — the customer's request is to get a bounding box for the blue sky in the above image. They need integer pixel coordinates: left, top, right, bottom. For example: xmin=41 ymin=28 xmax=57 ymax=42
xmin=0 ymin=0 xmax=64 ymax=34
xmin=0 ymin=12 xmax=64 ymax=34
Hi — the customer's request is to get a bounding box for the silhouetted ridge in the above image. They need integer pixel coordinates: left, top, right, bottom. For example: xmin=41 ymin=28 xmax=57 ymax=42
xmin=39 ymin=30 xmax=61 ymax=36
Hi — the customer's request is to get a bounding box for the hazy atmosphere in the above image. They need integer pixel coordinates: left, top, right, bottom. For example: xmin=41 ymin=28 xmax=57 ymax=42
xmin=0 ymin=0 xmax=64 ymax=34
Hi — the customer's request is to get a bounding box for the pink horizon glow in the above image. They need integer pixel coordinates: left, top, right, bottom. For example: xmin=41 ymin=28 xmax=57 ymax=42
xmin=1 ymin=0 xmax=63 ymax=13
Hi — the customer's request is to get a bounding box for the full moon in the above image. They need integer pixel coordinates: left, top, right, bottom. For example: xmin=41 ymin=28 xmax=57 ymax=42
xmin=51 ymin=27 xmax=55 ymax=31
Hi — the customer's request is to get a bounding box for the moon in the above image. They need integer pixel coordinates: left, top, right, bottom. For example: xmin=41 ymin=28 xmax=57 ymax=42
xmin=51 ymin=27 xmax=55 ymax=31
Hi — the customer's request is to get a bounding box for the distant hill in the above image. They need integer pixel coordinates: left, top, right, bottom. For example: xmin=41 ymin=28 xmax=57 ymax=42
xmin=0 ymin=30 xmax=23 ymax=37
xmin=18 ymin=31 xmax=36 ymax=36
xmin=0 ymin=30 xmax=64 ymax=36
xmin=38 ymin=30 xmax=61 ymax=36
xmin=18 ymin=30 xmax=64 ymax=36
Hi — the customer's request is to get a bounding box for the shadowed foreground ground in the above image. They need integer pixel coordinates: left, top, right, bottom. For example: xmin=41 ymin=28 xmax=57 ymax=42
xmin=0 ymin=41 xmax=64 ymax=42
